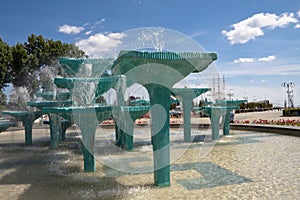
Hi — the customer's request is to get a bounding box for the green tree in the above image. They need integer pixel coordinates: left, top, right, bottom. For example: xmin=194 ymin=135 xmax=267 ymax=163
xmin=9 ymin=34 xmax=85 ymax=97
xmin=0 ymin=90 xmax=7 ymax=111
xmin=0 ymin=38 xmax=12 ymax=90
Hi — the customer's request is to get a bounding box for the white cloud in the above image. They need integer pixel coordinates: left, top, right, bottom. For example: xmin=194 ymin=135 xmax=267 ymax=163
xmin=222 ymin=62 xmax=300 ymax=77
xmin=96 ymin=18 xmax=106 ymax=25
xmin=233 ymin=58 xmax=255 ymax=63
xmin=75 ymin=32 xmax=126 ymax=57
xmin=222 ymin=12 xmax=298 ymax=44
xmin=233 ymin=55 xmax=276 ymax=63
xmin=295 ymin=24 xmax=300 ymax=28
xmin=298 ymin=10 xmax=300 ymax=17
xmin=85 ymin=31 xmax=92 ymax=35
xmin=258 ymin=55 xmax=276 ymax=62
xmin=58 ymin=24 xmax=84 ymax=35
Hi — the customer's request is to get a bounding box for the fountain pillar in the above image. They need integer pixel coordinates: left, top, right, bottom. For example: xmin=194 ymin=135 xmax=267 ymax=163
xmin=146 ymin=84 xmax=171 ymax=186
xmin=182 ymin=100 xmax=193 ymax=142
xmin=73 ymin=111 xmax=98 ymax=172
xmin=48 ymin=114 xmax=62 ymax=149
xmin=2 ymin=111 xmax=42 ymax=145
xmin=223 ymin=112 xmax=231 ymax=135
xmin=172 ymin=88 xmax=210 ymax=142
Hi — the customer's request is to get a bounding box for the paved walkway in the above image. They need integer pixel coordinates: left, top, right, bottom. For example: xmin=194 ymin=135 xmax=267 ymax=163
xmin=0 ymin=110 xmax=299 ymax=199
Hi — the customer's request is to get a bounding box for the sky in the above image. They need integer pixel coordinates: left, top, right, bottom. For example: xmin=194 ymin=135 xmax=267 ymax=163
xmin=1 ymin=0 xmax=300 ymax=106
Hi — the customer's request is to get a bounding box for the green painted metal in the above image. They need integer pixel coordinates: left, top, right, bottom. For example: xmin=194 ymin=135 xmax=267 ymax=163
xmin=112 ymin=50 xmax=217 ymax=75
xmin=0 ymin=122 xmax=13 ymax=132
xmin=35 ymin=92 xmax=71 ymax=101
xmin=172 ymin=88 xmax=210 ymax=142
xmin=128 ymin=99 xmax=150 ymax=106
xmin=59 ymin=57 xmax=114 ymax=77
xmin=215 ymin=100 xmax=247 ymax=135
xmin=111 ymin=50 xmax=217 ymax=187
xmin=1 ymin=111 xmax=42 ymax=145
xmin=148 ymin=84 xmax=171 ymax=187
xmin=54 ymin=76 xmax=120 ymax=98
xmin=27 ymin=100 xmax=72 ymax=148
xmin=202 ymin=106 xmax=239 ymax=140
xmin=27 ymin=100 xmax=72 ymax=110
xmin=115 ymin=106 xmax=150 ymax=151
xmin=51 ymin=58 xmax=121 ymax=172
xmin=44 ymin=106 xmax=112 ymax=172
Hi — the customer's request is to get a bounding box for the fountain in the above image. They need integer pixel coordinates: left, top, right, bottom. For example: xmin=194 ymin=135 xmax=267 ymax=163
xmin=214 ymin=99 xmax=247 ymax=135
xmin=172 ymin=88 xmax=210 ymax=142
xmin=35 ymin=91 xmax=71 ymax=101
xmin=198 ymin=99 xmax=246 ymax=140
xmin=43 ymin=57 xmax=121 ymax=172
xmin=112 ymin=50 xmax=217 ymax=186
xmin=0 ymin=121 xmax=14 ymax=132
xmin=1 ymin=110 xmax=43 ymax=145
xmin=114 ymin=105 xmax=150 ymax=151
xmin=26 ymin=100 xmax=72 ymax=148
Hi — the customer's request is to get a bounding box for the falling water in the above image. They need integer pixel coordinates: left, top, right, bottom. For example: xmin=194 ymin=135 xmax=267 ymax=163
xmin=39 ymin=65 xmax=60 ymax=99
xmin=72 ymin=63 xmax=96 ymax=107
xmin=136 ymin=27 xmax=165 ymax=51
xmin=8 ymin=86 xmax=31 ymax=110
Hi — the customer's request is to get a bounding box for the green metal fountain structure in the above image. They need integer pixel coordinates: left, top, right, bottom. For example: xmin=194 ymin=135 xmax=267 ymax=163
xmin=172 ymin=88 xmax=210 ymax=142
xmin=2 ymin=110 xmax=43 ymax=145
xmin=26 ymin=100 xmax=72 ymax=148
xmin=0 ymin=121 xmax=14 ymax=132
xmin=200 ymin=99 xmax=247 ymax=140
xmin=2 ymin=49 xmax=217 ymax=187
xmin=112 ymin=50 xmax=217 ymax=186
xmin=43 ymin=57 xmax=119 ymax=172
xmin=215 ymin=99 xmax=247 ymax=136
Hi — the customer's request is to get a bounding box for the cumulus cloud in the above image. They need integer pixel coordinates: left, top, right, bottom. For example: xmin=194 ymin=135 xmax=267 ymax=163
xmin=258 ymin=55 xmax=276 ymax=62
xmin=295 ymin=24 xmax=300 ymax=28
xmin=234 ymin=58 xmax=255 ymax=63
xmin=58 ymin=24 xmax=84 ymax=35
xmin=75 ymin=32 xmax=126 ymax=57
xmin=85 ymin=31 xmax=93 ymax=35
xmin=234 ymin=55 xmax=276 ymax=63
xmin=222 ymin=12 xmax=298 ymax=44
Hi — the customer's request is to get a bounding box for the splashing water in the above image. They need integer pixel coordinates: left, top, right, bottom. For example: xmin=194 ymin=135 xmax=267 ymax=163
xmin=8 ymin=86 xmax=31 ymax=110
xmin=72 ymin=63 xmax=97 ymax=107
xmin=136 ymin=27 xmax=165 ymax=51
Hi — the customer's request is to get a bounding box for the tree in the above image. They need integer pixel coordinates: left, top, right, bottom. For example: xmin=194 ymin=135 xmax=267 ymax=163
xmin=0 ymin=90 xmax=7 ymax=111
xmin=0 ymin=38 xmax=12 ymax=90
xmin=9 ymin=34 xmax=85 ymax=97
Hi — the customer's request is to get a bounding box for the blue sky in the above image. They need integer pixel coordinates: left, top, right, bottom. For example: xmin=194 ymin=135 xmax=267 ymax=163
xmin=1 ymin=0 xmax=300 ymax=106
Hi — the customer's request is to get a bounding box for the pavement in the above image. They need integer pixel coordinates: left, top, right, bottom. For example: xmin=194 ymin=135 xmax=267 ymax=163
xmin=0 ymin=109 xmax=299 ymax=200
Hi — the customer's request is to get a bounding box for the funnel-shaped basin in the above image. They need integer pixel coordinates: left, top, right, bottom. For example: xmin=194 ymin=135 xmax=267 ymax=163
xmin=27 ymin=100 xmax=72 ymax=110
xmin=59 ymin=57 xmax=114 ymax=77
xmin=35 ymin=92 xmax=71 ymax=101
xmin=172 ymin=88 xmax=210 ymax=142
xmin=0 ymin=122 xmax=13 ymax=132
xmin=54 ymin=76 xmax=120 ymax=97
xmin=112 ymin=50 xmax=217 ymax=87
xmin=114 ymin=105 xmax=150 ymax=151
xmin=111 ymin=50 xmax=217 ymax=187
xmin=2 ymin=110 xmax=43 ymax=145
xmin=172 ymin=88 xmax=210 ymax=99
xmin=214 ymin=99 xmax=247 ymax=107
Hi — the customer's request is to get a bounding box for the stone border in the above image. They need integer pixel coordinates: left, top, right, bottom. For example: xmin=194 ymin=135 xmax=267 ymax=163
xmin=230 ymin=124 xmax=300 ymax=137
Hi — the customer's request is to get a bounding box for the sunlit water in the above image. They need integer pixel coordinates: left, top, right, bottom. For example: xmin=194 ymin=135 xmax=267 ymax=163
xmin=0 ymin=127 xmax=299 ymax=199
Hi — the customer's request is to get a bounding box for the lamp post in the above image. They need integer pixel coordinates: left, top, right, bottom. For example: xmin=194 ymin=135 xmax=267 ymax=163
xmin=281 ymin=82 xmax=295 ymax=108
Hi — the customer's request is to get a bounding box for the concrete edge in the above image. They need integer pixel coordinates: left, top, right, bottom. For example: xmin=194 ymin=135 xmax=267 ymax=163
xmin=230 ymin=124 xmax=300 ymax=137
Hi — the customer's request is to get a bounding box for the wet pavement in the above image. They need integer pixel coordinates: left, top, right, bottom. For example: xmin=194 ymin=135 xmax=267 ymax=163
xmin=0 ymin=124 xmax=299 ymax=199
